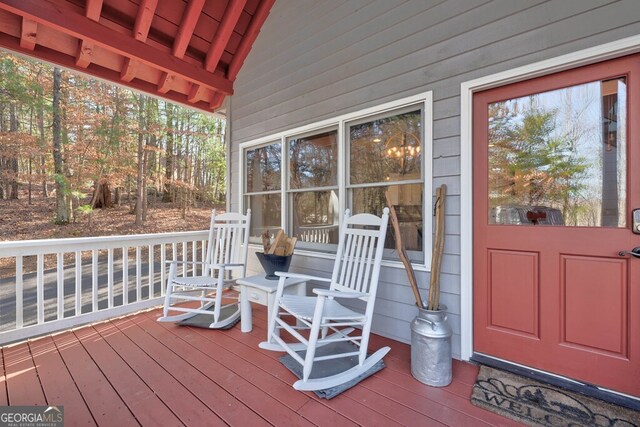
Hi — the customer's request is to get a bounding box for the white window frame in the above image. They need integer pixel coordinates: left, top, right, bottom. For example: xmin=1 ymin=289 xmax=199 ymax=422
xmin=239 ymin=91 xmax=433 ymax=270
xmin=459 ymin=35 xmax=640 ymax=361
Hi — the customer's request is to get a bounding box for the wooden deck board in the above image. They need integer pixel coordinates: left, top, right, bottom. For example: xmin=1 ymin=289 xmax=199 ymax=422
xmin=51 ymin=330 xmax=139 ymax=426
xmin=0 ymin=304 xmax=522 ymax=426
xmin=72 ymin=326 xmax=181 ymax=426
xmin=91 ymin=320 xmax=225 ymax=426
xmin=112 ymin=315 xmax=272 ymax=427
xmin=29 ymin=336 xmax=95 ymax=425
xmin=3 ymin=342 xmax=46 ymax=405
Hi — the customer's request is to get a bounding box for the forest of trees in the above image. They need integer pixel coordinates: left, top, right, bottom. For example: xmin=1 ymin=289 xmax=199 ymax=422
xmin=0 ymin=52 xmax=226 ymax=227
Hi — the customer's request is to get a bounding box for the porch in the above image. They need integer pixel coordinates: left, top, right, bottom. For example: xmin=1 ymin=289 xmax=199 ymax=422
xmin=1 ymin=303 xmax=518 ymax=426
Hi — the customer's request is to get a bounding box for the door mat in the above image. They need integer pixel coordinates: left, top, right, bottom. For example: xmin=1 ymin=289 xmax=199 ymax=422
xmin=279 ymin=341 xmax=384 ymax=399
xmin=471 ymin=365 xmax=640 ymax=427
xmin=177 ymin=304 xmax=240 ymax=329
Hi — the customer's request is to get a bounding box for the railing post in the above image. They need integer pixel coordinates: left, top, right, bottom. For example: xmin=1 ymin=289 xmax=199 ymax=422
xmin=123 ymin=247 xmax=129 ymax=305
xmin=160 ymin=244 xmax=166 ymax=296
xmin=136 ymin=246 xmax=142 ymax=302
xmin=148 ymin=245 xmax=154 ymax=299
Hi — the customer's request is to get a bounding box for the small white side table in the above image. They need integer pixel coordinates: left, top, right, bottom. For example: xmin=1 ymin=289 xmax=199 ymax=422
xmin=235 ymin=274 xmax=307 ymax=333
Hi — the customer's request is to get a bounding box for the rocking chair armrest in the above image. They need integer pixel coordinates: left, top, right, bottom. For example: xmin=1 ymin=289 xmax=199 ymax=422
xmin=312 ymin=288 xmax=366 ymax=299
xmin=274 ymin=271 xmax=332 ymax=283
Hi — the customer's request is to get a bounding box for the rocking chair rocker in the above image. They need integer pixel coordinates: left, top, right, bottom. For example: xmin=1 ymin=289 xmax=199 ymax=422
xmin=259 ymin=208 xmax=390 ymax=391
xmin=158 ymin=209 xmax=251 ymax=329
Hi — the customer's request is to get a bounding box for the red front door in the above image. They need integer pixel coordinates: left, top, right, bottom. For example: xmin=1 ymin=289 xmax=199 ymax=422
xmin=473 ymin=54 xmax=640 ymax=397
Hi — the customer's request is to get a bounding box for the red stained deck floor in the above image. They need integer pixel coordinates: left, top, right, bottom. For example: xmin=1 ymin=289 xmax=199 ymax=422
xmin=0 ymin=305 xmax=521 ymax=426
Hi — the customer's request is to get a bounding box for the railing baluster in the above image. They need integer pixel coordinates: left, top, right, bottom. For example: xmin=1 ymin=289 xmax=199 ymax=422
xmin=0 ymin=230 xmax=209 ymax=345
xmin=192 ymin=241 xmax=197 ymax=276
xmin=148 ymin=245 xmax=154 ymax=298
xmin=182 ymin=241 xmax=187 ymax=277
xmin=92 ymin=250 xmax=98 ymax=312
xmin=122 ymin=247 xmax=129 ymax=305
xmin=75 ymin=252 xmax=82 ymax=315
xmin=108 ymin=248 xmax=114 ymax=309
xmin=136 ymin=246 xmax=142 ymax=302
xmin=37 ymin=254 xmax=44 ymax=324
xmin=15 ymin=256 xmax=23 ymax=329
xmin=160 ymin=244 xmax=166 ymax=296
xmin=57 ymin=253 xmax=64 ymax=320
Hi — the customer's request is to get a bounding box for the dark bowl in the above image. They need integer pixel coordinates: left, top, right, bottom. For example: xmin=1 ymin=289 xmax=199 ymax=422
xmin=255 ymin=252 xmax=293 ymax=280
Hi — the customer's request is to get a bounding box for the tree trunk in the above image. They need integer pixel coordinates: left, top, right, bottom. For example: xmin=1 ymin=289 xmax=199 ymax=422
xmin=163 ymin=102 xmax=174 ymax=202
xmin=52 ymin=67 xmax=70 ymax=224
xmin=9 ymin=103 xmax=19 ymax=199
xmin=90 ymin=177 xmax=113 ymax=209
xmin=37 ymin=100 xmax=48 ymax=197
xmin=135 ymin=95 xmax=145 ymax=226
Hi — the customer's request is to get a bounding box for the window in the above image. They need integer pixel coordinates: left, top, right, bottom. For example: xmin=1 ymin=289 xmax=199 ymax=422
xmin=240 ymin=92 xmax=432 ymax=267
xmin=244 ymin=141 xmax=281 ymax=241
xmin=288 ymin=129 xmax=339 ymax=251
xmin=347 ymin=108 xmax=424 ymax=262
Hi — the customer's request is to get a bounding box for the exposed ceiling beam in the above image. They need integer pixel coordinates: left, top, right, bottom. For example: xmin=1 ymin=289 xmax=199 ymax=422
xmin=0 ymin=31 xmax=215 ymax=112
xmin=75 ymin=0 xmax=102 ymax=68
xmin=121 ymin=0 xmax=157 ymax=82
xmin=19 ymin=18 xmax=37 ymax=50
xmin=210 ymin=92 xmax=224 ymax=110
xmin=133 ymin=0 xmax=157 ymax=42
xmin=205 ymin=0 xmax=246 ymax=72
xmin=85 ymin=0 xmax=103 ymax=21
xmin=0 ymin=0 xmax=233 ymax=95
xmin=228 ymin=0 xmax=275 ymax=80
xmin=172 ymin=0 xmax=205 ymax=59
xmin=157 ymin=72 xmax=173 ymax=94
xmin=187 ymin=83 xmax=201 ymax=103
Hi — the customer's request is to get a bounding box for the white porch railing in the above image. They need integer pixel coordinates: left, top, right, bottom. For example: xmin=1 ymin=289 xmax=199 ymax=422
xmin=0 ymin=230 xmax=209 ymax=345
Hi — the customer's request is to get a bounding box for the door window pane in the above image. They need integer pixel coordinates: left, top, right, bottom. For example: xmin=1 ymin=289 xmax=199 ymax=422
xmin=488 ymin=77 xmax=626 ymax=227
xmin=289 ymin=131 xmax=338 ymax=189
xmin=291 ymin=190 xmax=339 ymax=246
xmin=350 ymin=110 xmax=422 ymax=185
xmin=351 ymin=184 xmax=423 ymax=260
xmin=246 ymin=142 xmax=281 ymax=192
xmin=245 ymin=194 xmax=281 ymax=240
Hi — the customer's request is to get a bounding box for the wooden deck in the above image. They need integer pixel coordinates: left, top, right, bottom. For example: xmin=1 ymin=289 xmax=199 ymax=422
xmin=0 ymin=304 xmax=521 ymax=426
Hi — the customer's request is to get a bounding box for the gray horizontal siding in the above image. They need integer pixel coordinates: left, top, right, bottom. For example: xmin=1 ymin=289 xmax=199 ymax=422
xmin=229 ymin=0 xmax=640 ymax=359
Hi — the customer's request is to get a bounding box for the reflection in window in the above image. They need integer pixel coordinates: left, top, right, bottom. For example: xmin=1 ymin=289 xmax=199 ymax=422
xmin=348 ymin=106 xmax=424 ymax=262
xmin=288 ymin=130 xmax=339 ymax=248
xmin=488 ymin=77 xmax=626 ymax=227
xmin=246 ymin=142 xmax=281 ymax=192
xmin=351 ymin=184 xmax=423 ymax=261
xmin=244 ymin=141 xmax=282 ymax=241
xmin=244 ymin=194 xmax=281 ymax=240
xmin=289 ymin=131 xmax=337 ymax=189
xmin=350 ymin=110 xmax=421 ymax=185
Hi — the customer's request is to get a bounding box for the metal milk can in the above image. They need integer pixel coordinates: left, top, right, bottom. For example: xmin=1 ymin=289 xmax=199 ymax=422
xmin=410 ymin=305 xmax=452 ymax=387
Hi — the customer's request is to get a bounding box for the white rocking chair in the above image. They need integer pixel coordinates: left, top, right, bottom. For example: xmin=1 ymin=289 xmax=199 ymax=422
xmin=157 ymin=209 xmax=251 ymax=329
xmin=259 ymin=208 xmax=390 ymax=391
